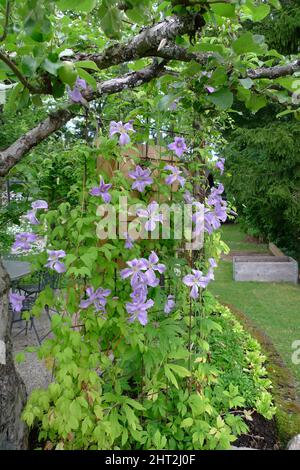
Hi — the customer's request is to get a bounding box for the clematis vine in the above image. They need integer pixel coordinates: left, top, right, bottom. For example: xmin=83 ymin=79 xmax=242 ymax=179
xmin=128 ymin=165 xmax=153 ymax=193
xmin=67 ymin=77 xmax=87 ymax=104
xmin=45 ymin=250 xmax=66 ymax=273
xmin=164 ymin=295 xmax=176 ymax=315
xmin=80 ymin=286 xmax=111 ymax=313
xmin=136 ymin=201 xmax=163 ymax=232
xmin=12 ymin=232 xmax=37 ymax=252
xmin=168 ymin=137 xmax=187 ymax=158
xmin=9 ymin=292 xmax=25 ymax=313
xmin=109 ymin=120 xmax=135 ymax=146
xmin=164 ymin=165 xmax=186 ymax=187
xmin=89 ymin=176 xmax=112 ymax=203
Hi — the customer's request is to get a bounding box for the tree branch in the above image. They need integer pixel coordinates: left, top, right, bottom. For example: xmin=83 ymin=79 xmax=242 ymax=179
xmin=0 ymin=61 xmax=167 ymax=176
xmin=73 ymin=14 xmax=205 ymax=70
xmin=247 ymin=59 xmax=300 ymax=79
xmin=0 ymin=49 xmax=49 ymax=94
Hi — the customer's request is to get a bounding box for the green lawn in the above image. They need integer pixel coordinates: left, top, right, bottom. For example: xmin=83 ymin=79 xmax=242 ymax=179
xmin=210 ymin=224 xmax=300 ymax=393
xmin=220 ymin=223 xmax=269 ymax=253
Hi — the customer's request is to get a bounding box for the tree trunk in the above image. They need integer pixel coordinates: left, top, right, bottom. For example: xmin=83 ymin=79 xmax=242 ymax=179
xmin=0 ymin=261 xmax=28 ymax=450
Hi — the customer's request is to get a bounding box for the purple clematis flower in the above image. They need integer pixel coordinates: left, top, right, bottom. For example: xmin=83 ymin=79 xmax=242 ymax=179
xmin=183 ymin=190 xmax=195 ymax=204
xmin=126 ymin=298 xmax=154 ymax=326
xmin=25 ymin=210 xmax=40 ymax=225
xmin=31 ymin=200 xmax=48 ymax=210
xmin=164 ymin=165 xmax=186 ymax=187
xmin=128 ymin=165 xmax=153 ymax=193
xmin=136 ymin=201 xmax=163 ymax=232
xmin=204 ymin=209 xmax=221 ymax=234
xmin=109 ymin=120 xmax=135 ymax=146
xmin=124 ymin=232 xmax=134 ymax=249
xmin=214 ymin=203 xmax=227 ymax=223
xmin=183 ymin=269 xmax=209 ymax=299
xmin=130 ymin=283 xmax=148 ymax=303
xmin=120 ymin=258 xmax=148 ymax=288
xmin=205 ymin=85 xmax=216 ymax=94
xmin=164 ymin=295 xmax=176 ymax=314
xmin=168 ymin=137 xmax=187 ymax=158
xmin=142 ymin=251 xmax=166 ymax=287
xmin=209 ymin=258 xmax=217 ymax=268
xmin=45 ymin=250 xmax=66 ymax=273
xmin=89 ymin=176 xmax=112 ymax=203
xmin=207 ymin=184 xmax=225 ymax=205
xmin=67 ymin=77 xmax=87 ymax=104
xmin=9 ymin=292 xmax=25 ymax=313
xmin=80 ymin=286 xmax=111 ymax=313
xmin=215 ymin=158 xmax=225 ymax=175
xmin=12 ymin=232 xmax=37 ymax=252
xmin=169 ymin=98 xmax=180 ymax=111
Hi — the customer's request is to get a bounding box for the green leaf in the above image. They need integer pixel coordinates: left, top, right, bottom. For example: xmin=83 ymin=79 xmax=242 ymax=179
xmin=168 ymin=363 xmax=191 ymax=378
xmin=15 ymin=352 xmax=25 ymax=363
xmin=207 ymin=87 xmax=233 ymax=110
xmin=4 ymin=83 xmax=23 ymax=113
xmin=68 ymin=414 xmax=79 ymax=430
xmin=232 ymin=32 xmax=265 ymax=55
xmin=21 ymin=56 xmax=38 ymax=76
xmin=99 ymin=4 xmax=122 ymax=39
xmin=121 ymin=428 xmax=128 ymax=446
xmin=75 ymin=60 xmax=100 ymax=72
xmin=42 ymin=58 xmax=61 ymax=76
xmin=57 ymin=0 xmax=96 ymax=12
xmin=76 ymin=68 xmax=97 ymax=91
xmin=239 ymin=78 xmax=253 ymax=90
xmin=269 ymin=0 xmax=281 ymax=9
xmin=123 ymin=404 xmax=137 ymax=430
xmin=210 ymin=3 xmax=235 ymax=18
xmin=246 ymin=94 xmax=267 ymax=114
xmin=70 ymin=400 xmax=82 ymax=420
xmin=164 ymin=365 xmax=179 ymax=389
xmin=125 ymin=398 xmax=145 ymax=411
xmin=180 ymin=417 xmax=193 ymax=428
xmin=241 ymin=3 xmax=271 ymax=22
xmin=211 ymin=66 xmax=227 ymax=87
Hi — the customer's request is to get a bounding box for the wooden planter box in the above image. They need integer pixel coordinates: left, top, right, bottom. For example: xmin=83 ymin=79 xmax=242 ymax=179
xmin=233 ymin=255 xmax=299 ymax=284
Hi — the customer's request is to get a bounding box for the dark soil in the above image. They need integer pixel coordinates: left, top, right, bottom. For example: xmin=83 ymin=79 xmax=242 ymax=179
xmin=235 ymin=411 xmax=280 ymax=450
xmin=244 ymin=235 xmax=265 ymax=245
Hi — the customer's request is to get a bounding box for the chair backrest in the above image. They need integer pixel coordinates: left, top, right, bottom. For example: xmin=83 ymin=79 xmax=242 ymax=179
xmin=39 ymin=270 xmax=61 ymax=290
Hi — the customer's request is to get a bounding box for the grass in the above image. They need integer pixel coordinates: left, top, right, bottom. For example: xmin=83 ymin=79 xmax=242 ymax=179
xmin=210 ymin=224 xmax=300 ymax=389
xmin=220 ymin=223 xmax=269 ymax=253
xmin=209 ymin=223 xmax=300 ymax=443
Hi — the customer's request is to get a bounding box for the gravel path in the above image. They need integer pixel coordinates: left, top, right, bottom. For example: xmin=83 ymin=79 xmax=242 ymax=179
xmin=12 ymin=310 xmax=53 ymax=396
